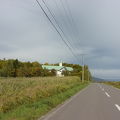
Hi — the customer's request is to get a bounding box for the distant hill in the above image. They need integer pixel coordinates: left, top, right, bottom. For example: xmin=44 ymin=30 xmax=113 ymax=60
xmin=92 ymin=77 xmax=120 ymax=82
xmin=92 ymin=77 xmax=105 ymax=82
xmin=105 ymin=79 xmax=120 ymax=81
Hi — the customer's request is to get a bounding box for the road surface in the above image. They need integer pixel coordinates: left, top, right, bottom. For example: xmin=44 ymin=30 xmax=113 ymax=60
xmin=40 ymin=83 xmax=120 ymax=120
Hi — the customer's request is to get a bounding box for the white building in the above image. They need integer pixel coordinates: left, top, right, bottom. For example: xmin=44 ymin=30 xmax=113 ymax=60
xmin=42 ymin=62 xmax=73 ymax=77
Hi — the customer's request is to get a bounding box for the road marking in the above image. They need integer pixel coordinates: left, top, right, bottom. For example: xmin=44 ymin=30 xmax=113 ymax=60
xmin=105 ymin=92 xmax=111 ymax=97
xmin=115 ymin=104 xmax=120 ymax=111
xmin=39 ymin=85 xmax=90 ymax=120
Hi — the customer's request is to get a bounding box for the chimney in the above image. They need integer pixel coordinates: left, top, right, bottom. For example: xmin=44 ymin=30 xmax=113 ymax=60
xmin=59 ymin=61 xmax=62 ymax=66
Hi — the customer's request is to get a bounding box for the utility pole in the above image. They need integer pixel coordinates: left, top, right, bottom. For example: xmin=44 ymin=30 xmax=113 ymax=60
xmin=81 ymin=54 xmax=85 ymax=83
xmin=88 ymin=71 xmax=89 ymax=81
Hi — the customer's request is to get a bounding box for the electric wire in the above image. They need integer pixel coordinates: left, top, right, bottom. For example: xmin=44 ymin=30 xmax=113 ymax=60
xmin=54 ymin=0 xmax=74 ymax=40
xmin=58 ymin=0 xmax=81 ymax=53
xmin=63 ymin=0 xmax=81 ymax=45
xmin=35 ymin=0 xmax=80 ymax=63
xmin=41 ymin=0 xmax=76 ymax=53
xmin=42 ymin=0 xmax=81 ymax=62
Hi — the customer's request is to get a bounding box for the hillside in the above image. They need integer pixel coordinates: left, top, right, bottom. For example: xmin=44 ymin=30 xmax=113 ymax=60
xmin=92 ymin=77 xmax=105 ymax=82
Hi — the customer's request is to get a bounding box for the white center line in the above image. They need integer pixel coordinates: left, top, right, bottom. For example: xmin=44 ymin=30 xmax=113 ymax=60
xmin=115 ymin=104 xmax=120 ymax=111
xmin=105 ymin=92 xmax=111 ymax=97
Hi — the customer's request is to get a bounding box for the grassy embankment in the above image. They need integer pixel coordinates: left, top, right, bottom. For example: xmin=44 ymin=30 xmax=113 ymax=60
xmin=0 ymin=76 xmax=89 ymax=120
xmin=104 ymin=81 xmax=120 ymax=89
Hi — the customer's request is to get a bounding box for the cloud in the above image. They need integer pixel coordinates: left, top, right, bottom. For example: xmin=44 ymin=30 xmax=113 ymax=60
xmin=91 ymin=69 xmax=120 ymax=79
xmin=0 ymin=43 xmax=17 ymax=53
xmin=0 ymin=0 xmax=120 ymax=78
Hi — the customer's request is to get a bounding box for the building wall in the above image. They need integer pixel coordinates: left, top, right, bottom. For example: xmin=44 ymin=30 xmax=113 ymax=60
xmin=56 ymin=70 xmax=64 ymax=77
xmin=59 ymin=62 xmax=62 ymax=67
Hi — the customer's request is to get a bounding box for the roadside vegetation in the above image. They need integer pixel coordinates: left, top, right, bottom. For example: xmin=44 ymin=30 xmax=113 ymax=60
xmin=0 ymin=59 xmax=91 ymax=120
xmin=0 ymin=59 xmax=90 ymax=79
xmin=103 ymin=81 xmax=120 ymax=89
xmin=0 ymin=76 xmax=89 ymax=120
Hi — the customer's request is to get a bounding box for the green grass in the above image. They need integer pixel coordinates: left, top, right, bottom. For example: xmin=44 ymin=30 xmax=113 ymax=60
xmin=103 ymin=81 xmax=120 ymax=89
xmin=0 ymin=77 xmax=89 ymax=120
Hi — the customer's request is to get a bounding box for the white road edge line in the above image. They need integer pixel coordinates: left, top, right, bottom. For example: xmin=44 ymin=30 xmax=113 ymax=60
xmin=39 ymin=85 xmax=90 ymax=120
xmin=115 ymin=104 xmax=120 ymax=111
xmin=105 ymin=92 xmax=111 ymax=97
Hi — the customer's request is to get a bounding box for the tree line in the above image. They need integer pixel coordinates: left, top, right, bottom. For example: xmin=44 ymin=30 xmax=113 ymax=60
xmin=0 ymin=59 xmax=91 ymax=79
xmin=0 ymin=59 xmax=52 ymax=77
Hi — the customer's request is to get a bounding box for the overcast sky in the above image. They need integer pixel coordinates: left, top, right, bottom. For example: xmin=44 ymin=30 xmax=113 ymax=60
xmin=0 ymin=0 xmax=120 ymax=79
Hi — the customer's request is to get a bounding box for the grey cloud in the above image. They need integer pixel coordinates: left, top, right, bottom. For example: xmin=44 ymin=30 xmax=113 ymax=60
xmin=0 ymin=43 xmax=17 ymax=53
xmin=0 ymin=0 xmax=120 ymax=78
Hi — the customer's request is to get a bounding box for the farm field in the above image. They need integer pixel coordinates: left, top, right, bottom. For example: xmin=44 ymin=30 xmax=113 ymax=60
xmin=0 ymin=76 xmax=89 ymax=120
xmin=103 ymin=81 xmax=120 ymax=89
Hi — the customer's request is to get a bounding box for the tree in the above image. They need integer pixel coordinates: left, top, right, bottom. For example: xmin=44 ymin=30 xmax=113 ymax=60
xmin=51 ymin=69 xmax=56 ymax=76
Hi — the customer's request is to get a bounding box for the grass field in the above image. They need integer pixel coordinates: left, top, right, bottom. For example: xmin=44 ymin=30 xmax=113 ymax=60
xmin=104 ymin=81 xmax=120 ymax=89
xmin=0 ymin=76 xmax=89 ymax=120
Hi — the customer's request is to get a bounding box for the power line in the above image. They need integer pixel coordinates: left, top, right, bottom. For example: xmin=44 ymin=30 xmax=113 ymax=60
xmin=35 ymin=0 xmax=80 ymax=63
xmin=65 ymin=0 xmax=79 ymax=33
xmin=60 ymin=0 xmax=73 ymax=28
xmin=42 ymin=0 xmax=81 ymax=62
xmin=54 ymin=0 xmax=74 ymax=41
xmin=59 ymin=0 xmax=75 ymax=38
xmin=64 ymin=0 xmax=81 ymax=46
xmin=42 ymin=0 xmax=82 ymax=63
xmin=52 ymin=0 xmax=81 ymax=51
xmin=59 ymin=0 xmax=83 ymax=60
xmin=59 ymin=0 xmax=81 ymax=50
xmin=41 ymin=0 xmax=76 ymax=54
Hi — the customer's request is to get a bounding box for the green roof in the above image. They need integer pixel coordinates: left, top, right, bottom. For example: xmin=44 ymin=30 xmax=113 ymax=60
xmin=42 ymin=65 xmax=73 ymax=71
xmin=66 ymin=67 xmax=73 ymax=71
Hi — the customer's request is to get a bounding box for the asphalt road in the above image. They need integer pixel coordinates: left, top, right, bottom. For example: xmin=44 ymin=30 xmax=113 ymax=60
xmin=40 ymin=83 xmax=120 ymax=120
